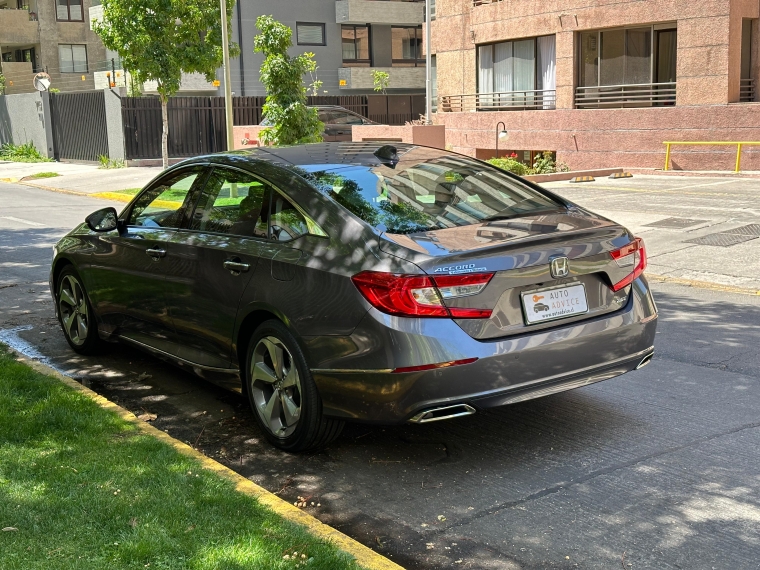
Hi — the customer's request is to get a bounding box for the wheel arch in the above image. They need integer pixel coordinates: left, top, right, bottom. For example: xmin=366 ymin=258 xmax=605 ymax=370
xmin=234 ymin=304 xmax=308 ymax=379
xmin=51 ymin=256 xmax=74 ymax=298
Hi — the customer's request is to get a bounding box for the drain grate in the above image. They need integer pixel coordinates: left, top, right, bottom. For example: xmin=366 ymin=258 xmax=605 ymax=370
xmin=645 ymin=217 xmax=707 ymax=229
xmin=685 ymin=233 xmax=759 ymax=247
xmin=723 ymin=224 xmax=760 ymax=236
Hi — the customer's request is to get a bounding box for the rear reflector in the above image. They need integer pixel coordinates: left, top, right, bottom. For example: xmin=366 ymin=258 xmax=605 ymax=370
xmin=610 ymin=236 xmax=647 ymax=291
xmin=351 ymin=271 xmax=494 ymax=318
xmin=393 ymin=357 xmax=478 ymax=374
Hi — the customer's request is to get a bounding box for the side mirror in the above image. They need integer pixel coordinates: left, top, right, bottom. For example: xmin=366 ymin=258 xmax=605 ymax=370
xmin=85 ymin=207 xmax=119 ymax=232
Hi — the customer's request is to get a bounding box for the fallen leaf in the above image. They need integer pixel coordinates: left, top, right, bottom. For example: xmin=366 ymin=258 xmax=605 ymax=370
xmin=437 ymin=515 xmax=446 ymax=521
xmin=2 ymin=527 xmax=18 ymax=532
xmin=426 ymin=542 xmax=435 ymax=550
xmin=137 ymin=413 xmax=157 ymax=422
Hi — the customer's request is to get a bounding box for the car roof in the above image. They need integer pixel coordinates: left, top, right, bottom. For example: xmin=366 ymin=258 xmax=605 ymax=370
xmin=201 ymin=142 xmax=427 ymax=170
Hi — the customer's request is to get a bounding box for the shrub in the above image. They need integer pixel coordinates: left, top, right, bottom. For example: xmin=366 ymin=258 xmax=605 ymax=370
xmin=486 ymin=157 xmax=529 ymax=176
xmin=0 ymin=142 xmax=51 ymax=163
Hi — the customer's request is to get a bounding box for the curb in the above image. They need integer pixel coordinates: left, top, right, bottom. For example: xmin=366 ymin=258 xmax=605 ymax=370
xmin=647 ymin=273 xmax=760 ymax=296
xmin=14 ymin=354 xmax=405 ymax=570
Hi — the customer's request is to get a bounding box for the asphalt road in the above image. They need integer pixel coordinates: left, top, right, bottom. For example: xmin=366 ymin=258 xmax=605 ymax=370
xmin=1 ymin=181 xmax=759 ymax=570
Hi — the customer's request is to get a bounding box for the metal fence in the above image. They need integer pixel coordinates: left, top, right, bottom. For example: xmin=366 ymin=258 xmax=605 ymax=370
xmin=575 ymin=83 xmax=677 ymax=108
xmin=440 ymin=90 xmax=556 ymax=112
xmin=121 ymin=94 xmax=424 ymax=160
xmin=50 ymin=91 xmax=109 ymax=162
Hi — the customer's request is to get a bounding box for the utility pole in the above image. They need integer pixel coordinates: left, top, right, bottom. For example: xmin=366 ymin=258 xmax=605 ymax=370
xmin=220 ymin=0 xmax=234 ymax=152
xmin=425 ymin=0 xmax=433 ymax=124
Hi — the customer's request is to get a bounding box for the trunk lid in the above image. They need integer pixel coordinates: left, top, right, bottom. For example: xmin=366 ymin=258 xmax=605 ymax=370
xmin=379 ymin=209 xmax=635 ymax=340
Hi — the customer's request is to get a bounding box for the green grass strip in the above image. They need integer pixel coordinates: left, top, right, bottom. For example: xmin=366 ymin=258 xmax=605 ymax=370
xmin=28 ymin=172 xmax=60 ymax=179
xmin=0 ymin=346 xmax=364 ymax=570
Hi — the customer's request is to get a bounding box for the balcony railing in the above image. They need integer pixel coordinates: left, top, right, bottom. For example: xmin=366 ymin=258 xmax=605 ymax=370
xmin=575 ymin=83 xmax=676 ymax=108
xmin=440 ymin=90 xmax=556 ymax=112
xmin=740 ymin=78 xmax=755 ymax=102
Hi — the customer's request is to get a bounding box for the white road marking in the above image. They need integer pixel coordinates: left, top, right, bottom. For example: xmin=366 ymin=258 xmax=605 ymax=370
xmin=0 ymin=216 xmax=45 ymax=227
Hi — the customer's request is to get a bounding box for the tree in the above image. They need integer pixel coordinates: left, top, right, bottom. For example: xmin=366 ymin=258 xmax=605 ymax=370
xmin=94 ymin=0 xmax=239 ymax=168
xmin=254 ymin=16 xmax=322 ymax=146
xmin=0 ymin=71 xmax=5 ymax=96
xmin=372 ymin=70 xmax=390 ymax=95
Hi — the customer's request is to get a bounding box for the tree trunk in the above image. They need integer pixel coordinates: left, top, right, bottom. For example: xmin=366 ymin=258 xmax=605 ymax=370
xmin=160 ymin=94 xmax=169 ymax=170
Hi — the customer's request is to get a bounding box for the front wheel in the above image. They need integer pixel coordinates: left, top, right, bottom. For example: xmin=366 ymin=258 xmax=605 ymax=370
xmin=245 ymin=320 xmax=344 ymax=452
xmin=57 ymin=266 xmax=102 ymax=355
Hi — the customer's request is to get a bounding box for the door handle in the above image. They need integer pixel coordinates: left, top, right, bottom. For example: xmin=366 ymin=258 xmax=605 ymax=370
xmin=145 ymin=247 xmax=166 ymax=258
xmin=224 ymin=260 xmax=250 ymax=274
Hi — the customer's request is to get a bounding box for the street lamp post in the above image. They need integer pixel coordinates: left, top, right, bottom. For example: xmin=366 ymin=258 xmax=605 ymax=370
xmin=220 ymin=0 xmax=234 ymax=153
xmin=495 ymin=121 xmax=508 ymax=158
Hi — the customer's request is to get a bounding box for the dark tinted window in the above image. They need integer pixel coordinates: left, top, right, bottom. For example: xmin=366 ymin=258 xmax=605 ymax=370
xmin=330 ymin=112 xmax=364 ymax=125
xmin=128 ymin=170 xmax=200 ymax=228
xmin=298 ymin=153 xmax=561 ymax=234
xmin=191 ymin=168 xmax=270 ymax=237
xmin=270 ymin=193 xmax=310 ymax=241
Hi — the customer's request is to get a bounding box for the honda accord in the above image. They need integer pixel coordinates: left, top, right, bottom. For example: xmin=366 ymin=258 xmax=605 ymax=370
xmin=50 ymin=143 xmax=657 ymax=451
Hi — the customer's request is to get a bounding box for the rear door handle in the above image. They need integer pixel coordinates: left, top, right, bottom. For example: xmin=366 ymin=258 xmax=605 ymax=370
xmin=145 ymin=247 xmax=166 ymax=258
xmin=224 ymin=260 xmax=250 ymax=274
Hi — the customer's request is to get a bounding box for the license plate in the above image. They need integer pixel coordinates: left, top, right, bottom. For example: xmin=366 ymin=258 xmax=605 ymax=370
xmin=522 ymin=283 xmax=589 ymax=325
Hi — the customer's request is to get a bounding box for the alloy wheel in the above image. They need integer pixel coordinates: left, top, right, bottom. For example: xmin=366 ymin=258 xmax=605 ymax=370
xmin=250 ymin=336 xmax=302 ymax=438
xmin=58 ymin=274 xmax=89 ymax=347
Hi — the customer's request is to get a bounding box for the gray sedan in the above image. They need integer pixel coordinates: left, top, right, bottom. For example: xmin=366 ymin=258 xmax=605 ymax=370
xmin=50 ymin=143 xmax=657 ymax=451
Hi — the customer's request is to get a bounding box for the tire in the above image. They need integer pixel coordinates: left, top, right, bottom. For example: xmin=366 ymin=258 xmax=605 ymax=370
xmin=56 ymin=266 xmax=102 ymax=355
xmin=244 ymin=319 xmax=344 ymax=452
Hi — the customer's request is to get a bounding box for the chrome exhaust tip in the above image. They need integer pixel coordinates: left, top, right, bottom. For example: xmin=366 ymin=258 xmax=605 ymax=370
xmin=408 ymin=404 xmax=476 ymax=424
xmin=636 ymin=353 xmax=654 ymax=370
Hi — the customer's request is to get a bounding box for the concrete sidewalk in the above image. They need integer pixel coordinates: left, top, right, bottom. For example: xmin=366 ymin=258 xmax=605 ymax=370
xmin=0 ymin=160 xmax=161 ymax=194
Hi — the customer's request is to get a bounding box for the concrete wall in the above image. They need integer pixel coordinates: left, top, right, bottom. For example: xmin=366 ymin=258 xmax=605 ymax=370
xmin=103 ymin=89 xmax=124 ymax=161
xmin=0 ymin=92 xmax=54 ymax=158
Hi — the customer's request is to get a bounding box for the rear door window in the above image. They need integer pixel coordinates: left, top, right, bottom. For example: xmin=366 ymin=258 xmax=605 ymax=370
xmin=190 ymin=168 xmax=270 ymax=238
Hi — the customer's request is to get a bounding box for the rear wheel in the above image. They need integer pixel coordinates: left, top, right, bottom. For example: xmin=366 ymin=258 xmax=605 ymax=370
xmin=57 ymin=266 xmax=102 ymax=355
xmin=245 ymin=320 xmax=343 ymax=452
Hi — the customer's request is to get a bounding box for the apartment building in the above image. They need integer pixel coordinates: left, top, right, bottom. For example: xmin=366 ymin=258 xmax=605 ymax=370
xmin=228 ymin=0 xmax=428 ymax=96
xmin=432 ymin=0 xmax=760 ymax=170
xmin=0 ymin=0 xmax=107 ymax=94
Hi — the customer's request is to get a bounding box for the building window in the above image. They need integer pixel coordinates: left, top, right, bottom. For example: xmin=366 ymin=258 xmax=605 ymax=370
xmin=56 ymin=0 xmax=83 ymax=21
xmin=296 ymin=23 xmax=326 ymax=46
xmin=342 ymin=25 xmax=370 ymax=67
xmin=477 ymin=35 xmax=555 ymax=109
xmin=392 ymin=26 xmax=424 ymax=67
xmin=577 ymin=24 xmax=676 ymax=108
xmin=59 ymin=44 xmax=88 ymax=73
xmin=741 ymin=19 xmax=755 ymax=102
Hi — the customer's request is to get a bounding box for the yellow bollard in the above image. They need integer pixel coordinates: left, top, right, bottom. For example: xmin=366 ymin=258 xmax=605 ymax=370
xmin=664 ymin=143 xmax=672 ymax=171
xmin=735 ymin=143 xmax=743 ymax=172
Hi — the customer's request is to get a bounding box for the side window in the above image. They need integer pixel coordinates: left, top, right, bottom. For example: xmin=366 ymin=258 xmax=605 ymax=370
xmin=128 ymin=171 xmax=200 ymax=228
xmin=190 ymin=168 xmax=270 ymax=238
xmin=333 ymin=112 xmax=364 ymax=125
xmin=270 ymin=193 xmax=309 ymax=241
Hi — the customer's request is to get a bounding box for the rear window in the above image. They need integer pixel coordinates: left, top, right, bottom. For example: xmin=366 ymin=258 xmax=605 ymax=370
xmin=297 ymin=153 xmax=561 ymax=234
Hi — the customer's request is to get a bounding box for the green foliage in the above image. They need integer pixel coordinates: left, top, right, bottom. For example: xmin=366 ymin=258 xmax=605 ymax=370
xmin=0 ymin=72 xmax=6 ymax=95
xmin=127 ymin=70 xmax=143 ymax=97
xmin=0 ymin=346 xmax=363 ymax=570
xmin=254 ymin=16 xmax=323 ymax=146
xmin=28 ymin=171 xmax=59 ymax=179
xmin=94 ymin=0 xmax=239 ymax=102
xmin=372 ymin=70 xmax=390 ymax=94
xmin=0 ymin=142 xmax=51 ymax=163
xmin=486 ymin=157 xmax=529 ymax=176
xmin=48 ymin=88 xmax=60 ymax=93
xmin=98 ymin=154 xmax=126 ymax=169
xmin=532 ymin=151 xmax=569 ymax=174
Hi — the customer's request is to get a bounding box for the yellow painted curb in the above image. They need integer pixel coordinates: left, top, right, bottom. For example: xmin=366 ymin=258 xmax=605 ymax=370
xmin=91 ymin=191 xmax=136 ymax=203
xmin=647 ymin=273 xmax=760 ymax=296
xmin=0 ymin=177 xmax=20 ymax=183
xmin=15 ymin=355 xmax=405 ymax=570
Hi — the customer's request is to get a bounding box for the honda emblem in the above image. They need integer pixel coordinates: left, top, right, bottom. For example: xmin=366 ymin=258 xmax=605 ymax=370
xmin=550 ymin=256 xmax=570 ymax=279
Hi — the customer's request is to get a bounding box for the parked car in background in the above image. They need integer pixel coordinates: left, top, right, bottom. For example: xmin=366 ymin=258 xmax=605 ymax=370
xmin=50 ymin=142 xmax=657 ymax=452
xmin=260 ymin=106 xmax=379 ymax=141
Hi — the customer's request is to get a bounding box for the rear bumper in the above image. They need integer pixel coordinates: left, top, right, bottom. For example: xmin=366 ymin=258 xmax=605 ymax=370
xmin=309 ymin=277 xmax=658 ymax=424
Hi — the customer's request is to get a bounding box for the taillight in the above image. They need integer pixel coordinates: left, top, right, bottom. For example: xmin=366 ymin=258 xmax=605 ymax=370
xmin=610 ymin=237 xmax=647 ymax=291
xmin=351 ymin=271 xmax=494 ymax=318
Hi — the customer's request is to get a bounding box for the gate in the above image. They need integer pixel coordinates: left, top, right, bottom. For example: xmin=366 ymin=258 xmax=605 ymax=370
xmin=49 ymin=91 xmax=109 ymax=162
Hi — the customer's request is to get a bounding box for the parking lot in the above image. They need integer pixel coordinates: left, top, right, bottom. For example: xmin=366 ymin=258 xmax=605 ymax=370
xmin=1 ymin=174 xmax=759 ymax=569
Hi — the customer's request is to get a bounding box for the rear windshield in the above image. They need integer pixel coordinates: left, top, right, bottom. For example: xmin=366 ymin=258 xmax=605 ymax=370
xmin=297 ymin=152 xmax=562 ymax=234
